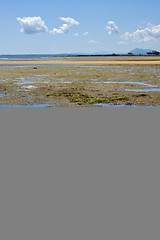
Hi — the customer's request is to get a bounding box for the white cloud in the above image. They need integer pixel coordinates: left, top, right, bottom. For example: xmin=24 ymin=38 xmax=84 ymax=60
xmin=50 ymin=17 xmax=79 ymax=34
xmin=74 ymin=33 xmax=79 ymax=36
xmin=17 ymin=17 xmax=48 ymax=34
xmin=121 ymin=24 xmax=160 ymax=42
xmin=89 ymin=40 xmax=101 ymax=44
xmin=106 ymin=21 xmax=119 ymax=35
xmin=118 ymin=41 xmax=128 ymax=45
xmin=83 ymin=32 xmax=89 ymax=36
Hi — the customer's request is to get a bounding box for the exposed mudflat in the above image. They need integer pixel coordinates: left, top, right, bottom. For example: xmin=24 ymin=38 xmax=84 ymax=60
xmin=0 ymin=57 xmax=160 ymax=107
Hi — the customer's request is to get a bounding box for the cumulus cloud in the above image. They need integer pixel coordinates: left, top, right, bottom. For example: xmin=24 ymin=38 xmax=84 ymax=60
xmin=118 ymin=41 xmax=128 ymax=45
xmin=17 ymin=17 xmax=48 ymax=34
xmin=89 ymin=40 xmax=101 ymax=44
xmin=74 ymin=33 xmax=79 ymax=36
xmin=83 ymin=32 xmax=89 ymax=36
xmin=50 ymin=17 xmax=79 ymax=34
xmin=106 ymin=21 xmax=119 ymax=35
xmin=121 ymin=24 xmax=160 ymax=42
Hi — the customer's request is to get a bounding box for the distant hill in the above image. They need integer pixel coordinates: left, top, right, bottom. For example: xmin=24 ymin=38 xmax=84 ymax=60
xmin=129 ymin=48 xmax=156 ymax=55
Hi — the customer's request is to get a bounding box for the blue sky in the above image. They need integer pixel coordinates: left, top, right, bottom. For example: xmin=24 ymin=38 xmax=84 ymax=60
xmin=0 ymin=0 xmax=160 ymax=54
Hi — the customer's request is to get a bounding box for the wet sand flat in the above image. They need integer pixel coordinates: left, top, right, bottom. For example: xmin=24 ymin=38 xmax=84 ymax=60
xmin=0 ymin=57 xmax=160 ymax=107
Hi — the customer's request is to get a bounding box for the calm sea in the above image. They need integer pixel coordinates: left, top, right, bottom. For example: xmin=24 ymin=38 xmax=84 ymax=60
xmin=0 ymin=54 xmax=74 ymax=61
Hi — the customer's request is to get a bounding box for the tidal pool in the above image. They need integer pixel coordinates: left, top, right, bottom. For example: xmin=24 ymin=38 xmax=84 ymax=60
xmin=0 ymin=103 xmax=56 ymax=108
xmin=94 ymin=103 xmax=159 ymax=108
xmin=124 ymin=88 xmax=160 ymax=92
xmin=91 ymin=80 xmax=159 ymax=87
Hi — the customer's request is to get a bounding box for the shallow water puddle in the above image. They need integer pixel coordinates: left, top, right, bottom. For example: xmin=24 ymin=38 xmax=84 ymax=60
xmin=36 ymin=74 xmax=49 ymax=77
xmin=109 ymin=81 xmax=158 ymax=88
xmin=0 ymin=79 xmax=7 ymax=82
xmin=94 ymin=103 xmax=159 ymax=107
xmin=0 ymin=93 xmax=9 ymax=97
xmin=91 ymin=80 xmax=159 ymax=88
xmin=14 ymin=76 xmax=48 ymax=84
xmin=0 ymin=103 xmax=56 ymax=108
xmin=124 ymin=88 xmax=160 ymax=92
xmin=15 ymin=81 xmax=36 ymax=85
xmin=21 ymin=85 xmax=38 ymax=89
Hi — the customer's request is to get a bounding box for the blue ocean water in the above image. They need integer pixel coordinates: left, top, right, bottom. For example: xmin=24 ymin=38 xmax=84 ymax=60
xmin=0 ymin=54 xmax=76 ymax=61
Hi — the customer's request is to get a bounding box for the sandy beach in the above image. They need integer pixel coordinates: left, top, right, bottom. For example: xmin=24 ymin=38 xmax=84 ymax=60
xmin=1 ymin=56 xmax=160 ymax=65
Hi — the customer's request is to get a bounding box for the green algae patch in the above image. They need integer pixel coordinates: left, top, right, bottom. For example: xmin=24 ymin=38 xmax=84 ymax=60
xmin=45 ymin=92 xmax=90 ymax=103
xmin=46 ymin=92 xmax=88 ymax=98
xmin=86 ymin=96 xmax=129 ymax=104
xmin=45 ymin=91 xmax=129 ymax=105
xmin=111 ymin=96 xmax=129 ymax=101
